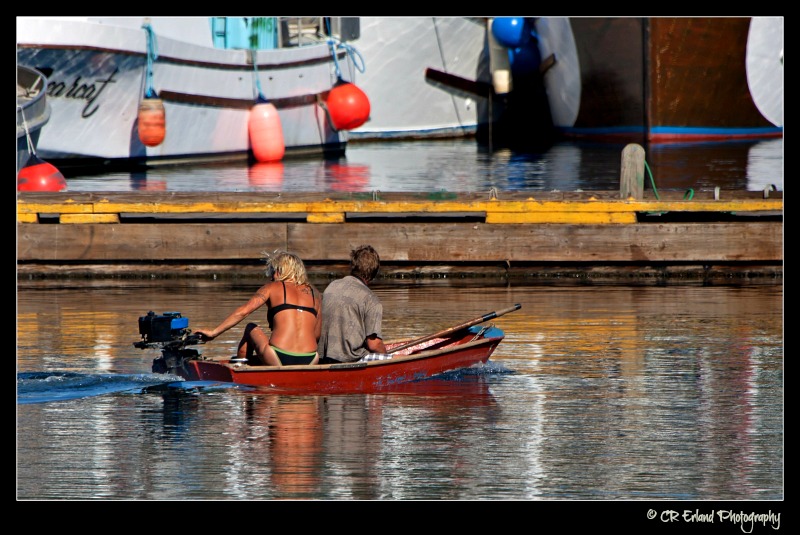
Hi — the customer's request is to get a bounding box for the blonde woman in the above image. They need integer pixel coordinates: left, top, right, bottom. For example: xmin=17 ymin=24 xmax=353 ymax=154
xmin=195 ymin=251 xmax=321 ymax=365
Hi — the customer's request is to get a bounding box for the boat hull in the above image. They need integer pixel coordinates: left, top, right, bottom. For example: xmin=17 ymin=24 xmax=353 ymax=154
xmin=16 ymin=17 xmax=352 ymax=169
xmin=155 ymin=330 xmax=503 ymax=394
xmin=537 ymin=17 xmax=783 ymax=142
xmin=16 ymin=65 xmax=51 ymax=174
xmin=349 ymin=17 xmax=487 ymax=141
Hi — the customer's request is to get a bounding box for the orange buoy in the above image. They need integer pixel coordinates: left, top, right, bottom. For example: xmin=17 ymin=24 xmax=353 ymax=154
xmin=249 ymin=102 xmax=285 ymax=162
xmin=138 ymin=97 xmax=166 ymax=147
xmin=325 ymin=81 xmax=370 ymax=131
xmin=17 ymin=154 xmax=67 ymax=192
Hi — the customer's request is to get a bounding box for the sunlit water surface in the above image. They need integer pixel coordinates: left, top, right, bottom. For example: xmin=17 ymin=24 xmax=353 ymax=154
xmin=17 ymin=280 xmax=783 ymax=501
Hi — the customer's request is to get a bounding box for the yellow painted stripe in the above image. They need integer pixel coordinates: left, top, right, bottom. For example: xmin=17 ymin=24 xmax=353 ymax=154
xmin=17 ymin=203 xmax=94 ymax=214
xmin=307 ymin=213 xmax=345 ymax=223
xmin=16 ymin=213 xmax=38 ymax=223
xmin=92 ymin=199 xmax=783 ymax=214
xmin=17 ymin=198 xmax=783 ymax=219
xmin=60 ymin=214 xmax=120 ymax=224
xmin=486 ymin=212 xmax=638 ymax=224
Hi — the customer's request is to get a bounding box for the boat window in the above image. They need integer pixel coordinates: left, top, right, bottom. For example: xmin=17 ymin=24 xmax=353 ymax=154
xmin=210 ymin=17 xmax=278 ymax=50
xmin=209 ymin=18 xmax=358 ymax=49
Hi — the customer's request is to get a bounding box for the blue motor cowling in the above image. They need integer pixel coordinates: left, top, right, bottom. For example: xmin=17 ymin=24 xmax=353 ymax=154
xmin=138 ymin=311 xmax=190 ymax=343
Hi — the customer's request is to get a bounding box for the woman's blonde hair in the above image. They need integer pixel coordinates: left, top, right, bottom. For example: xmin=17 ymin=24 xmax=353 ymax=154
xmin=263 ymin=250 xmax=309 ymax=285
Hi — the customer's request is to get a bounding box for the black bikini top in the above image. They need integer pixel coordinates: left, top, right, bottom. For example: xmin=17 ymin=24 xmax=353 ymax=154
xmin=267 ymin=281 xmax=317 ymax=327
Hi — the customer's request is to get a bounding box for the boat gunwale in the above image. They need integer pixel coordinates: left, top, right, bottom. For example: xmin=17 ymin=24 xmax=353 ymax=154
xmin=17 ymin=42 xmax=349 ymax=72
xmin=192 ymin=334 xmax=503 ymax=374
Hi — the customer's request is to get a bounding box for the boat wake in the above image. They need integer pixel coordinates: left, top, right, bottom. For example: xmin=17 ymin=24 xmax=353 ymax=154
xmin=16 ymin=371 xmax=186 ymax=404
xmin=460 ymin=360 xmax=515 ymax=376
xmin=17 ymin=361 xmax=515 ymax=404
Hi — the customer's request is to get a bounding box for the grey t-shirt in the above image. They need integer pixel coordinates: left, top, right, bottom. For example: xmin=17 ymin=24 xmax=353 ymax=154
xmin=318 ymin=275 xmax=383 ymax=363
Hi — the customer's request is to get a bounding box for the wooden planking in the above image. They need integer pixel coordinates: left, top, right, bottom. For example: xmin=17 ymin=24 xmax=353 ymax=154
xmin=289 ymin=222 xmax=782 ymax=262
xmin=17 ymin=223 xmax=289 ymax=261
xmin=18 ymin=221 xmax=782 ymax=263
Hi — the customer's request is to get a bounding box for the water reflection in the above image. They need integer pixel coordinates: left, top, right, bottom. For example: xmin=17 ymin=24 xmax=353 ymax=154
xmin=17 ymin=281 xmax=783 ymax=500
xmin=646 ymin=137 xmax=784 ymax=192
xmin=60 ymin=138 xmax=783 ymax=193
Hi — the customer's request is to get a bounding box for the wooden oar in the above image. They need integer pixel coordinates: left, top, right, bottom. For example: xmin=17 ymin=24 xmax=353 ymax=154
xmin=386 ymin=304 xmax=521 ymax=354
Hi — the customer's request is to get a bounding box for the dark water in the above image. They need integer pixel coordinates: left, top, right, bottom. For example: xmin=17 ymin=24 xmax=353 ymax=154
xmin=17 ymin=279 xmax=783 ymax=504
xmin=58 ymin=137 xmax=784 ymax=194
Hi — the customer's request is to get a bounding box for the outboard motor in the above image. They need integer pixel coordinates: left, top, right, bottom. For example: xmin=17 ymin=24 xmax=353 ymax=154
xmin=134 ymin=311 xmax=202 ymax=375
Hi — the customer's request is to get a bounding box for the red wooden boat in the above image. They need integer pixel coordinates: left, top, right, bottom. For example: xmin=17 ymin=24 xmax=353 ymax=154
xmin=135 ymin=305 xmax=520 ymax=393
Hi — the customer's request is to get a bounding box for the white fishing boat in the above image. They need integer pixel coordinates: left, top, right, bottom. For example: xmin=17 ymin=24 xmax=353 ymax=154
xmin=351 ymin=17 xmax=555 ymax=150
xmin=16 ymin=65 xmax=51 ymax=175
xmin=348 ymin=17 xmax=488 ymax=141
xmin=16 ymin=16 xmax=368 ymax=171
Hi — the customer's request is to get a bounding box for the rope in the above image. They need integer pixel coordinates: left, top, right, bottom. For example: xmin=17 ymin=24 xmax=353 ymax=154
xmin=644 ymin=159 xmax=698 ymax=201
xmin=251 ymin=49 xmax=267 ymax=102
xmin=643 ymin=160 xmax=660 ymax=200
xmin=142 ymin=21 xmax=159 ymax=98
xmin=470 ymin=325 xmax=491 ymax=342
xmin=432 ymin=17 xmax=464 ymax=127
xmin=17 ymin=104 xmax=36 ymax=156
xmin=246 ymin=18 xmax=271 ymax=102
xmin=327 ymin=37 xmax=366 ymax=81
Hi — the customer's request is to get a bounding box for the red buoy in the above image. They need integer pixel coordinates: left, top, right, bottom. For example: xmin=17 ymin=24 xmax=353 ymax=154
xmin=138 ymin=97 xmax=166 ymax=147
xmin=249 ymin=102 xmax=285 ymax=162
xmin=17 ymin=154 xmax=67 ymax=192
xmin=325 ymin=81 xmax=370 ymax=131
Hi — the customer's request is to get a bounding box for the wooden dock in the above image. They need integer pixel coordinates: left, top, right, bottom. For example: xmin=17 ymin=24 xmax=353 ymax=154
xmin=17 ymin=185 xmax=783 ymax=282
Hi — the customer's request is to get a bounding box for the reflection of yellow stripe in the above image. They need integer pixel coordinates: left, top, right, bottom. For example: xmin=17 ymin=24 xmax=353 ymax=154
xmin=504 ymin=316 xmax=643 ymax=360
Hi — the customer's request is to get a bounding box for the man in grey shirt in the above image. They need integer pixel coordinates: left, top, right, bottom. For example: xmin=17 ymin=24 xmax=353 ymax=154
xmin=318 ymin=245 xmax=387 ymax=364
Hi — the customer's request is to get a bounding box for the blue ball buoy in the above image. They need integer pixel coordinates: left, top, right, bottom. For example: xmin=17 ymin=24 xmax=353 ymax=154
xmin=492 ymin=17 xmax=531 ymax=48
xmin=509 ymin=44 xmax=542 ymax=75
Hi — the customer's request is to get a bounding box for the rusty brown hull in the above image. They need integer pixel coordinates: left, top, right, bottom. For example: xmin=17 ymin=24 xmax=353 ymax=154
xmin=563 ymin=17 xmax=782 ymax=141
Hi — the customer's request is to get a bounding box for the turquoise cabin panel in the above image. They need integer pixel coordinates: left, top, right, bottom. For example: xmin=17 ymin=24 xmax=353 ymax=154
xmin=210 ymin=17 xmax=278 ymax=50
